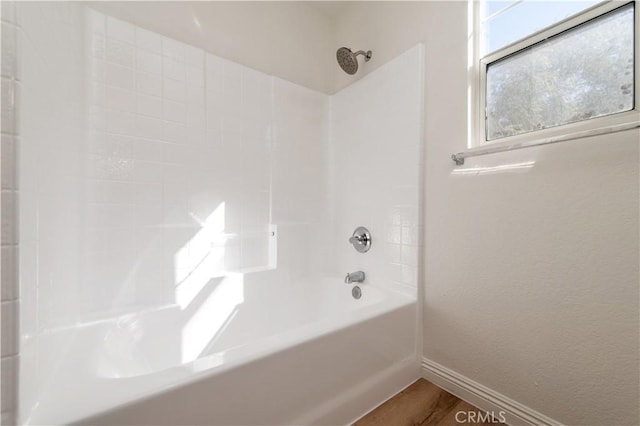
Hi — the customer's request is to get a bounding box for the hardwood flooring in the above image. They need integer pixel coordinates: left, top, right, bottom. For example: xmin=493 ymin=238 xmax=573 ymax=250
xmin=354 ymin=379 xmax=502 ymax=426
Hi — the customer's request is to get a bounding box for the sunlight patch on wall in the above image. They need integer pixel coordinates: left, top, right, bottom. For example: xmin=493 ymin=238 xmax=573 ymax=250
xmin=451 ymin=161 xmax=535 ymax=176
xmin=175 ymin=202 xmax=228 ymax=309
xmin=181 ymin=273 xmax=244 ymax=362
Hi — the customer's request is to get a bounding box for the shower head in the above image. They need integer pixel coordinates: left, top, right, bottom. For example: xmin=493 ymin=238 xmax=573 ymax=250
xmin=336 ymin=47 xmax=372 ymax=75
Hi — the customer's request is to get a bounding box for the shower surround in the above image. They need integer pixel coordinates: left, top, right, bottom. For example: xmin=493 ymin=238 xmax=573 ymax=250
xmin=9 ymin=3 xmax=424 ymax=424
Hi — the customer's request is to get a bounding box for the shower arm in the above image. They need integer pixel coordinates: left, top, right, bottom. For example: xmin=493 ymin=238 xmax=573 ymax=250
xmin=354 ymin=50 xmax=372 ymax=61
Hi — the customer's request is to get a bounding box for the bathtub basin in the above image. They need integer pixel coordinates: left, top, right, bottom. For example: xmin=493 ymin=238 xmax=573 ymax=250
xmin=21 ymin=276 xmax=418 ymax=425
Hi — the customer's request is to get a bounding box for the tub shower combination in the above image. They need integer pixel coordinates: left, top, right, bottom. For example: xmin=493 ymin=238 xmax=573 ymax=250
xmin=11 ymin=3 xmax=425 ymax=424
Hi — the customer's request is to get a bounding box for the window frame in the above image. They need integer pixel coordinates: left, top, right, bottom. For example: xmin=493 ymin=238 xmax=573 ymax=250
xmin=470 ymin=0 xmax=640 ymax=149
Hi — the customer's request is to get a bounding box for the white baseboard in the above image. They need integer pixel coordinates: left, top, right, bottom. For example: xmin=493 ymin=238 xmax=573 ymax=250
xmin=421 ymin=358 xmax=562 ymax=426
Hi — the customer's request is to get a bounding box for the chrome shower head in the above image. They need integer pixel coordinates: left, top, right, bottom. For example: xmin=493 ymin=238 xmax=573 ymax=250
xmin=336 ymin=47 xmax=372 ymax=75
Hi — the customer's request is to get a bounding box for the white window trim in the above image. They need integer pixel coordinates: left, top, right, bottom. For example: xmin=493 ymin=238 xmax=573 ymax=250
xmin=468 ymin=0 xmax=640 ymax=150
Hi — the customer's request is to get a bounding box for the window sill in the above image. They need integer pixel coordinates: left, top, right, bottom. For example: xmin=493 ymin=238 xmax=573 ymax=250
xmin=454 ymin=116 xmax=640 ymax=166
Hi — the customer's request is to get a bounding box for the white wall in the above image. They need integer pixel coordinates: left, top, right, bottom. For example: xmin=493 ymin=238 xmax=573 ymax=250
xmin=332 ymin=1 xmax=639 ymax=424
xmin=330 ymin=1 xmax=432 ymax=94
xmin=86 ymin=1 xmax=336 ymax=94
xmin=83 ymin=2 xmax=433 ymax=96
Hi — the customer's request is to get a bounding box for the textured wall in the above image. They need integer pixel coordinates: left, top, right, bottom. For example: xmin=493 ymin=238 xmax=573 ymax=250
xmin=422 ymin=5 xmax=639 ymax=424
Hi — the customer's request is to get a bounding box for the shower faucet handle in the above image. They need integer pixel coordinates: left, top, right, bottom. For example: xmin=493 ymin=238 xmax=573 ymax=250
xmin=349 ymin=226 xmax=371 ymax=253
xmin=349 ymin=234 xmax=367 ymax=245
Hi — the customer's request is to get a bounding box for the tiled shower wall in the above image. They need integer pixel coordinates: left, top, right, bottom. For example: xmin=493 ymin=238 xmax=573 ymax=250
xmin=330 ymin=45 xmax=424 ymax=297
xmin=20 ymin=5 xmax=277 ymax=329
xmin=1 ymin=1 xmax=19 ymax=423
xmin=18 ymin=3 xmax=328 ymax=331
xmin=13 ymin=3 xmax=329 ymax=422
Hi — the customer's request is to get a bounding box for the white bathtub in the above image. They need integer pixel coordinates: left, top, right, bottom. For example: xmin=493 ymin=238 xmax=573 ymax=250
xmin=23 ymin=276 xmax=418 ymax=425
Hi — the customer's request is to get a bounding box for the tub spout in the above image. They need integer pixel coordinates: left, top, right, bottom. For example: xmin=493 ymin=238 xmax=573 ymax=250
xmin=345 ymin=271 xmax=365 ymax=284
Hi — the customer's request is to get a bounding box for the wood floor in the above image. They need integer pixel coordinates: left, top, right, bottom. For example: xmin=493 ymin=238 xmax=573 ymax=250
xmin=354 ymin=379 xmax=501 ymax=426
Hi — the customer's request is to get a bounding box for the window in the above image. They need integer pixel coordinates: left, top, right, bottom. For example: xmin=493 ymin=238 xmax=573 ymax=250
xmin=473 ymin=1 xmax=639 ymax=145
